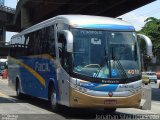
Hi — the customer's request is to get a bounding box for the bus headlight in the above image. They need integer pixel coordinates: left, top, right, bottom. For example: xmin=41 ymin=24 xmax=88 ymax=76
xmin=70 ymin=78 xmax=89 ymax=93
xmin=71 ymin=83 xmax=89 ymax=93
xmin=76 ymin=86 xmax=88 ymax=93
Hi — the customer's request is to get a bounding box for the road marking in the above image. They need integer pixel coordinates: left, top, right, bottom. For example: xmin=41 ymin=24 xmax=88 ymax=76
xmin=152 ymin=101 xmax=160 ymax=105
xmin=0 ymin=91 xmax=17 ymax=103
xmin=118 ymin=108 xmax=156 ymax=114
xmin=0 ymin=92 xmax=10 ymax=98
xmin=140 ymin=110 xmax=157 ymax=114
xmin=0 ymin=91 xmax=54 ymax=114
xmin=0 ymin=79 xmax=8 ymax=84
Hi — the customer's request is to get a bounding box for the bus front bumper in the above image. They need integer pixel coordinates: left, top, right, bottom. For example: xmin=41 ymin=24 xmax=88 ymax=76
xmin=69 ymin=88 xmax=141 ymax=108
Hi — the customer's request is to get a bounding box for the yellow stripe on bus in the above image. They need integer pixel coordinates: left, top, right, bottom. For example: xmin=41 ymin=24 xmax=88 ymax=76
xmin=10 ymin=57 xmax=46 ymax=87
xmin=95 ymin=84 xmax=109 ymax=88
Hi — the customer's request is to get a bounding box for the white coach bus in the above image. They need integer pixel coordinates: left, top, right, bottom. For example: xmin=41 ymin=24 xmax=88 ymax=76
xmin=8 ymin=15 xmax=146 ymax=112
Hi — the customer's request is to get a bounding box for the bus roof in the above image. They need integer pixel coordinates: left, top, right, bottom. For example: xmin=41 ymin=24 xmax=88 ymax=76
xmin=56 ymin=15 xmax=133 ymax=27
xmin=11 ymin=15 xmax=135 ymax=39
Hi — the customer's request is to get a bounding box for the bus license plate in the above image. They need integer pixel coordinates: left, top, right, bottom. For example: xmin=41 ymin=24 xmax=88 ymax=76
xmin=104 ymin=100 xmax=117 ymax=104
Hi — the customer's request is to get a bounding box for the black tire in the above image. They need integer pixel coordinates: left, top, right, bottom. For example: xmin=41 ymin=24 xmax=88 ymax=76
xmin=155 ymin=81 xmax=157 ymax=83
xmin=16 ymin=80 xmax=23 ymax=99
xmin=145 ymin=83 xmax=148 ymax=85
xmin=104 ymin=108 xmax=116 ymax=113
xmin=49 ymin=88 xmax=61 ymax=112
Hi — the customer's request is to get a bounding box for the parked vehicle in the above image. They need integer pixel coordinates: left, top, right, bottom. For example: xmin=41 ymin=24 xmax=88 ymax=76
xmin=142 ymin=72 xmax=149 ymax=85
xmin=0 ymin=69 xmax=4 ymax=76
xmin=146 ymin=72 xmax=157 ymax=83
xmin=2 ymin=68 xmax=8 ymax=79
xmin=0 ymin=59 xmax=7 ymax=76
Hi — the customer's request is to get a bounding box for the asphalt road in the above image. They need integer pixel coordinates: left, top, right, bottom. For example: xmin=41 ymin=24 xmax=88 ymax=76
xmin=0 ymin=78 xmax=160 ymax=120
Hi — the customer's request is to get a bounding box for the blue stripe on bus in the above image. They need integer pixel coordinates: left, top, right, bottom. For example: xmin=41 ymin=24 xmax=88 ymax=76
xmin=78 ymin=24 xmax=135 ymax=31
xmin=94 ymin=84 xmax=118 ymax=92
xmin=79 ymin=82 xmax=118 ymax=92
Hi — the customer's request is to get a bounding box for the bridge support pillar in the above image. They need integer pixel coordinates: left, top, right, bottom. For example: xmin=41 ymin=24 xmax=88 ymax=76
xmin=140 ymin=84 xmax=151 ymax=110
xmin=21 ymin=7 xmax=32 ymax=29
xmin=0 ymin=27 xmax=6 ymax=42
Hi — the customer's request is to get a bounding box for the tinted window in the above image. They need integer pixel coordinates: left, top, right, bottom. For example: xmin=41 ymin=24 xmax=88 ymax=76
xmin=10 ymin=26 xmax=55 ymax=57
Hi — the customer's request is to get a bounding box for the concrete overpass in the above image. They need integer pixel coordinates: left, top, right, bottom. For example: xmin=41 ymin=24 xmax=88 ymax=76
xmin=15 ymin=0 xmax=155 ymax=30
xmin=0 ymin=0 xmax=156 ymax=56
xmin=0 ymin=5 xmax=19 ymax=44
xmin=0 ymin=5 xmax=19 ymax=32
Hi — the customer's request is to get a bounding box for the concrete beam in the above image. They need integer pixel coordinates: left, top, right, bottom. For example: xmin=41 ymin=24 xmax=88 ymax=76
xmin=21 ymin=7 xmax=32 ymax=29
xmin=15 ymin=0 xmax=155 ymax=30
xmin=0 ymin=5 xmax=20 ymax=32
xmin=2 ymin=27 xmax=5 ymax=42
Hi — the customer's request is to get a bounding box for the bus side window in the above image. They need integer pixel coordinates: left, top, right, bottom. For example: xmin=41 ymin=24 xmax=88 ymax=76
xmin=40 ymin=26 xmax=56 ymax=57
xmin=26 ymin=32 xmax=38 ymax=55
xmin=48 ymin=26 xmax=56 ymax=57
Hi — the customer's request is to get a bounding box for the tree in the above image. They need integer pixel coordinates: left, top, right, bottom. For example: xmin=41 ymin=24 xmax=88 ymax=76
xmin=139 ymin=17 xmax=160 ymax=61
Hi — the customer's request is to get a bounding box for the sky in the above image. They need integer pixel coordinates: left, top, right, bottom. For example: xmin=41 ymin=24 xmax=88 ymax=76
xmin=4 ymin=0 xmax=160 ymax=42
xmin=119 ymin=0 xmax=160 ymax=31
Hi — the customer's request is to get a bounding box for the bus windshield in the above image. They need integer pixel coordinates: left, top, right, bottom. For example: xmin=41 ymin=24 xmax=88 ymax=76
xmin=71 ymin=28 xmax=141 ymax=80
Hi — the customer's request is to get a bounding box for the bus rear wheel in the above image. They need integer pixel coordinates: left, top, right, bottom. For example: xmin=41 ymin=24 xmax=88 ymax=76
xmin=50 ymin=88 xmax=60 ymax=112
xmin=16 ymin=80 xmax=23 ymax=99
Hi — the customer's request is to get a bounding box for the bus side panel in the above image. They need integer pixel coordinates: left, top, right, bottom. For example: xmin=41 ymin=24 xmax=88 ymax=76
xmin=57 ymin=67 xmax=70 ymax=106
xmin=16 ymin=56 xmax=57 ymax=100
xmin=19 ymin=57 xmax=37 ymax=95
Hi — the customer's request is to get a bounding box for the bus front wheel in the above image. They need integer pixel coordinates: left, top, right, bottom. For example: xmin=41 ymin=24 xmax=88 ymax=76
xmin=50 ymin=88 xmax=60 ymax=112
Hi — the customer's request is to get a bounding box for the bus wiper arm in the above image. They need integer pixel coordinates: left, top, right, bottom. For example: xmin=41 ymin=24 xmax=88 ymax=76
xmin=95 ymin=46 xmax=109 ymax=78
xmin=112 ymin=49 xmax=128 ymax=79
xmin=94 ymin=56 xmax=109 ymax=78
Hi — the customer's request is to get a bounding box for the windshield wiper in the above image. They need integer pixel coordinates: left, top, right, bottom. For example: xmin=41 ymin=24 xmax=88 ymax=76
xmin=94 ymin=46 xmax=109 ymax=78
xmin=94 ymin=56 xmax=108 ymax=78
xmin=111 ymin=48 xmax=128 ymax=79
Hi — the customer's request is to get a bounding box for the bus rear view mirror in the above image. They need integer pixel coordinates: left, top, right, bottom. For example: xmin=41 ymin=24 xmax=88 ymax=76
xmin=58 ymin=30 xmax=73 ymax=53
xmin=137 ymin=34 xmax=153 ymax=58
